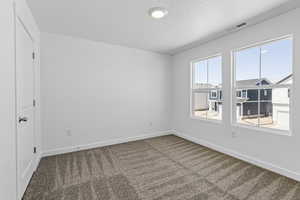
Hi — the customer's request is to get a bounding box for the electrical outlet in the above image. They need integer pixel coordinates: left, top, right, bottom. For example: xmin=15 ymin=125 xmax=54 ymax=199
xmin=149 ymin=122 xmax=153 ymax=127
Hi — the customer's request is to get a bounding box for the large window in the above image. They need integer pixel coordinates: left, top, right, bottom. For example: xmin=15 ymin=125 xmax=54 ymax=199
xmin=233 ymin=36 xmax=293 ymax=132
xmin=191 ymin=55 xmax=222 ymax=121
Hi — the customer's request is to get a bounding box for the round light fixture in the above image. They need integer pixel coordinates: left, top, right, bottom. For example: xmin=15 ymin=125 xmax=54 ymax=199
xmin=149 ymin=7 xmax=168 ymax=19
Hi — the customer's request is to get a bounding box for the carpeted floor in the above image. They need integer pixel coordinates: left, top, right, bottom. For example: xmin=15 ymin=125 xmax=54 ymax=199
xmin=23 ymin=135 xmax=300 ymax=200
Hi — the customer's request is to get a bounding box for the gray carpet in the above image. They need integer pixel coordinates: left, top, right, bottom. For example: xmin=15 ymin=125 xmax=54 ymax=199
xmin=23 ymin=135 xmax=300 ymax=200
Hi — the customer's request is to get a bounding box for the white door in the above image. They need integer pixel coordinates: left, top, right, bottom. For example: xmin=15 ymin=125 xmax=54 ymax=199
xmin=16 ymin=18 xmax=36 ymax=199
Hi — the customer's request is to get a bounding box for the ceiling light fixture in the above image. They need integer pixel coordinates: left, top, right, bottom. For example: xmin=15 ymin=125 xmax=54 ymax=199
xmin=149 ymin=7 xmax=168 ymax=19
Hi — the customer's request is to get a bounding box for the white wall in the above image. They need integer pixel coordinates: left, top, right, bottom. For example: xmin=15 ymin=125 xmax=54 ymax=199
xmin=41 ymin=33 xmax=172 ymax=154
xmin=0 ymin=1 xmax=17 ymax=199
xmin=172 ymin=8 xmax=300 ymax=180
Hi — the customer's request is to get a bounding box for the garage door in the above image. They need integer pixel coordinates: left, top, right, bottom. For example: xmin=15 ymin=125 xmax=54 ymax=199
xmin=277 ymin=111 xmax=289 ymax=130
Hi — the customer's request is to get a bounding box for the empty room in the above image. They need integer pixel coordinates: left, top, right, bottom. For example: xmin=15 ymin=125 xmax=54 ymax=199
xmin=1 ymin=0 xmax=300 ymax=199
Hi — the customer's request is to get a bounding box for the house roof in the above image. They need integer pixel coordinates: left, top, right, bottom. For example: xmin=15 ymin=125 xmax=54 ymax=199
xmin=236 ymin=78 xmax=272 ymax=87
xmin=276 ymin=74 xmax=293 ymax=84
xmin=194 ymin=83 xmax=221 ymax=89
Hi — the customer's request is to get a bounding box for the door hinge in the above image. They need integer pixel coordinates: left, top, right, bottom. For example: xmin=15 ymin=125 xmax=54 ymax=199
xmin=32 ymin=52 xmax=35 ymax=60
xmin=33 ymin=99 xmax=36 ymax=107
xmin=33 ymin=147 xmax=37 ymax=154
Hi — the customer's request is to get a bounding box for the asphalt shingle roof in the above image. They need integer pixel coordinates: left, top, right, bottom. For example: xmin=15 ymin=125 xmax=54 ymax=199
xmin=236 ymin=78 xmax=271 ymax=87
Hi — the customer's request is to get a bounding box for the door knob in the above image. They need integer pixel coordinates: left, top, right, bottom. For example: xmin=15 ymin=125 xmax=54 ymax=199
xmin=18 ymin=117 xmax=28 ymax=123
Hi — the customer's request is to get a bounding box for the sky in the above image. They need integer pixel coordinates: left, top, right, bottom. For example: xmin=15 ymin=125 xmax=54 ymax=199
xmin=194 ymin=37 xmax=293 ymax=86
xmin=194 ymin=56 xmax=222 ymax=86
xmin=236 ymin=37 xmax=293 ymax=84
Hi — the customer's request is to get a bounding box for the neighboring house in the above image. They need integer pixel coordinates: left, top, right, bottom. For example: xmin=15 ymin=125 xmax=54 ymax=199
xmin=193 ymin=92 xmax=209 ymax=111
xmin=235 ymin=78 xmax=273 ymax=119
xmin=207 ymin=78 xmax=273 ymax=120
xmin=194 ymin=75 xmax=291 ymax=124
xmin=272 ymin=74 xmax=292 ymax=129
xmin=193 ymin=83 xmax=212 ymax=111
xmin=208 ymin=89 xmax=223 ymax=118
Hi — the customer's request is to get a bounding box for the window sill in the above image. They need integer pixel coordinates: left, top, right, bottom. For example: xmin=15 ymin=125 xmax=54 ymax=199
xmin=231 ymin=123 xmax=292 ymax=136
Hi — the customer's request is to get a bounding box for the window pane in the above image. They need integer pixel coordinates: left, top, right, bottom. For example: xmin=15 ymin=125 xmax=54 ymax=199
xmin=207 ymin=89 xmax=222 ymax=120
xmin=208 ymin=56 xmax=222 ymax=88
xmin=259 ymin=38 xmax=292 ymax=131
xmin=191 ymin=56 xmax=222 ymax=121
xmin=235 ymin=47 xmax=260 ymax=87
xmin=236 ymin=89 xmax=259 ymax=126
xmin=261 ymin=38 xmax=293 ymax=84
xmin=192 ymin=91 xmax=209 ymax=119
xmin=260 ymin=87 xmax=290 ymax=131
xmin=258 ymin=103 xmax=273 ymax=128
xmin=193 ymin=60 xmax=207 ymax=89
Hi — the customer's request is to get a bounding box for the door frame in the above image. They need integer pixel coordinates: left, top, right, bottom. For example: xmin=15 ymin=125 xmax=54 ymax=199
xmin=14 ymin=5 xmax=39 ymax=199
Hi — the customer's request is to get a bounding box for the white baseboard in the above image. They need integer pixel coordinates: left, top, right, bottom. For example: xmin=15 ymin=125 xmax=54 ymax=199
xmin=42 ymin=130 xmax=174 ymax=157
xmin=33 ymin=152 xmax=42 ymax=171
xmin=174 ymin=130 xmax=300 ymax=182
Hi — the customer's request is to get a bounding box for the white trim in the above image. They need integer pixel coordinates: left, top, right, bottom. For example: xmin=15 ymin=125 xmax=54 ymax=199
xmin=173 ymin=130 xmax=300 ymax=182
xmin=190 ymin=53 xmax=222 ymax=64
xmin=14 ymin=6 xmax=41 ymax=200
xmin=232 ymin=34 xmax=292 ymax=52
xmin=232 ymin=123 xmax=291 ymax=136
xmin=13 ymin=3 xmax=18 ymax=200
xmin=190 ymin=54 xmax=223 ymax=123
xmin=231 ymin=35 xmax=294 ymax=136
xmin=42 ymin=130 xmax=174 ymax=157
xmin=33 ymin=152 xmax=41 ymax=171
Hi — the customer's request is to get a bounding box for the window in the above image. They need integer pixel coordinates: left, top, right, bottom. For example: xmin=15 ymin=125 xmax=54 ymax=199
xmin=211 ymin=90 xmax=217 ymax=98
xmin=191 ymin=55 xmax=222 ymax=121
xmin=233 ymin=36 xmax=293 ymax=132
xmin=242 ymin=90 xmax=247 ymax=98
xmin=237 ymin=91 xmax=242 ymax=98
xmin=237 ymin=90 xmax=247 ymax=98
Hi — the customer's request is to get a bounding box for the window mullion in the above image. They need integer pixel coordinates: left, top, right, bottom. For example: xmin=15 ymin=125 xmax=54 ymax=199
xmin=196 ymin=64 xmax=198 ymax=87
xmin=258 ymin=46 xmax=262 ymax=127
xmin=206 ymin=60 xmax=209 ymax=120
xmin=207 ymin=59 xmax=209 ymax=85
xmin=195 ymin=63 xmax=197 ymax=88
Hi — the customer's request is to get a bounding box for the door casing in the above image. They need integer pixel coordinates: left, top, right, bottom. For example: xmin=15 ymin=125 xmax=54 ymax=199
xmin=15 ymin=12 xmax=38 ymax=200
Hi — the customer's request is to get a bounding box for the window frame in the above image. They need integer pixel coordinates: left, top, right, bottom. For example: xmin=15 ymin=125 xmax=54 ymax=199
xmin=231 ymin=35 xmax=294 ymax=136
xmin=190 ymin=54 xmax=223 ymax=124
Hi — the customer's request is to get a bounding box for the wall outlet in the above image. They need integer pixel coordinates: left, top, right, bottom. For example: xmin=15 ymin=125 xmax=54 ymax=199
xmin=149 ymin=122 xmax=153 ymax=127
xmin=66 ymin=129 xmax=72 ymax=136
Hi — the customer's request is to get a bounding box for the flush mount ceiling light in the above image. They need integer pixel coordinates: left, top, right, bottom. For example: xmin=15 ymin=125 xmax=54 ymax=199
xmin=149 ymin=7 xmax=168 ymax=19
